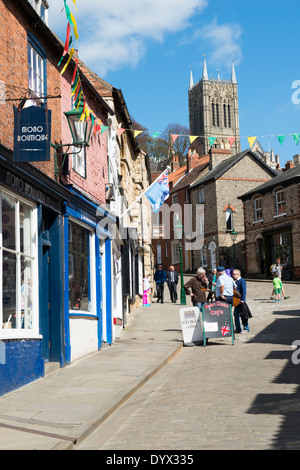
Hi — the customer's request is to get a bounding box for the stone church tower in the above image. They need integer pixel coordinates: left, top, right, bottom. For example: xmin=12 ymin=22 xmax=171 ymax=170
xmin=188 ymin=58 xmax=241 ymax=156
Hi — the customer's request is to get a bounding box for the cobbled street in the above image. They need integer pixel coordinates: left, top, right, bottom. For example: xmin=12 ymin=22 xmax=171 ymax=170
xmin=78 ymin=280 xmax=300 ymax=450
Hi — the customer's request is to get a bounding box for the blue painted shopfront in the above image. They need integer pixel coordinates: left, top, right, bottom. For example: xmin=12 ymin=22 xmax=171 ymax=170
xmin=63 ymin=187 xmax=116 ymax=364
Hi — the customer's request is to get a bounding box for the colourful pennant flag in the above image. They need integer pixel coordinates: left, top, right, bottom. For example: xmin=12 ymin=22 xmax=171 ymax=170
xmin=277 ymin=135 xmax=285 ymax=146
xmin=100 ymin=125 xmax=108 ymax=135
xmin=152 ymin=133 xmax=161 ymax=138
xmin=247 ymin=136 xmax=256 ymax=148
xmin=58 ymin=23 xmax=71 ymax=66
xmin=64 ymin=0 xmax=79 ymax=40
xmin=171 ymin=134 xmax=179 ymax=144
xmin=228 ymin=137 xmax=236 ymax=147
xmin=72 ymin=0 xmax=77 ymax=11
xmin=292 ymin=134 xmax=300 ymax=145
xmin=60 ymin=47 xmax=75 ymax=75
xmin=118 ymin=128 xmax=125 ymax=138
xmin=208 ymin=136 xmax=217 ymax=147
xmin=71 ymin=58 xmax=79 ymax=85
xmin=189 ymin=136 xmax=198 ymax=144
xmin=133 ymin=130 xmax=143 ymax=138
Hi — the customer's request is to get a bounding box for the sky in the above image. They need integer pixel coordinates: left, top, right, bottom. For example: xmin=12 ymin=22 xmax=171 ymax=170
xmin=48 ymin=0 xmax=300 ymax=166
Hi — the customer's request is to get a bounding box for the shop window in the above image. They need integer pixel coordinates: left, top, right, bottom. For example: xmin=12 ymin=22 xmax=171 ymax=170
xmin=0 ymin=190 xmax=37 ymax=332
xmin=68 ymin=221 xmax=95 ymax=313
xmin=275 ymin=187 xmax=285 ymax=215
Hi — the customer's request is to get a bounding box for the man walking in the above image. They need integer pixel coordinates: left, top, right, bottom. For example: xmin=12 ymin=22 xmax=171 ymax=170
xmin=154 ymin=265 xmax=167 ymax=303
xmin=167 ymin=265 xmax=179 ymax=303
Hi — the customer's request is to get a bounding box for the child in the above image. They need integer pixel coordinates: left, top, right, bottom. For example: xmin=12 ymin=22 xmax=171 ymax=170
xmin=272 ymin=273 xmax=282 ymax=302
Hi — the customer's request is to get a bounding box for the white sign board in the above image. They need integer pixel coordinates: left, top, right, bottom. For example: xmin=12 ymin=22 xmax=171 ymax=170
xmin=179 ymin=307 xmax=203 ymax=346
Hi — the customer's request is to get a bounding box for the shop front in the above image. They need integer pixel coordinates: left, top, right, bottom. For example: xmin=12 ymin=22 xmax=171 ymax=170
xmin=0 ymin=154 xmax=70 ymax=396
xmin=263 ymin=226 xmax=294 ymax=280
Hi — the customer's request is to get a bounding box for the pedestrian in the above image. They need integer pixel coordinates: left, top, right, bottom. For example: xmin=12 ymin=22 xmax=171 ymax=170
xmin=167 ymin=265 xmax=179 ymax=303
xmin=232 ymin=269 xmax=249 ymax=333
xmin=270 ymin=258 xmax=289 ymax=300
xmin=207 ymin=268 xmax=217 ymax=302
xmin=272 ymin=272 xmax=283 ymax=303
xmin=154 ymin=264 xmax=167 ymax=303
xmin=184 ymin=267 xmax=209 ymax=312
xmin=215 ymin=266 xmax=235 ymax=305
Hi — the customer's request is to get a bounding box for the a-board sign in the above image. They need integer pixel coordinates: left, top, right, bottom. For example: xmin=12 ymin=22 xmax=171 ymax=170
xmin=201 ymin=301 xmax=234 ymax=345
xmin=179 ymin=307 xmax=203 ymax=346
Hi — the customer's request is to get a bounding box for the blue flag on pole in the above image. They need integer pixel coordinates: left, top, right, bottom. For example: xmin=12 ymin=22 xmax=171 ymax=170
xmin=145 ymin=171 xmax=169 ymax=213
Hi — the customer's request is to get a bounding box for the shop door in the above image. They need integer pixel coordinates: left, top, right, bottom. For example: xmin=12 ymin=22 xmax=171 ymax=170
xmin=41 ymin=244 xmax=51 ymax=361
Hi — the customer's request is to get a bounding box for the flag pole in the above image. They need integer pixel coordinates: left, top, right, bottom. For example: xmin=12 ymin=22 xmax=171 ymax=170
xmin=119 ymin=166 xmax=170 ymax=220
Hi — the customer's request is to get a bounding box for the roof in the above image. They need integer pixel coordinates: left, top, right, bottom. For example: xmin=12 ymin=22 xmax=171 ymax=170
xmin=170 ymin=156 xmax=209 ymax=194
xmin=190 ymin=149 xmax=277 ymax=188
xmin=239 ymin=164 xmax=300 ymax=200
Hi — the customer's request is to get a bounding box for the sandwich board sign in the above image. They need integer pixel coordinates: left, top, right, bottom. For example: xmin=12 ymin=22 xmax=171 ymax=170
xmin=179 ymin=306 xmax=203 ymax=346
xmin=201 ymin=301 xmax=234 ymax=346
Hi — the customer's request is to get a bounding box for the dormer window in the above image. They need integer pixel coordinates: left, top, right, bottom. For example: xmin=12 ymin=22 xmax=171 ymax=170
xmin=29 ymin=0 xmax=49 ymax=25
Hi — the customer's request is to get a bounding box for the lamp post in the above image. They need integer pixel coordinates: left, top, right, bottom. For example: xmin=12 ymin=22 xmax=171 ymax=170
xmin=51 ymin=106 xmax=93 ymax=178
xmin=174 ymin=219 xmax=187 ymax=305
xmin=230 ymin=228 xmax=237 ymax=267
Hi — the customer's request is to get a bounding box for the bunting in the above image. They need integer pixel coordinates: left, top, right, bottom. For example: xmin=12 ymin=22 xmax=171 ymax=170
xmin=292 ymin=134 xmax=300 ymax=145
xmin=208 ymin=136 xmax=217 ymax=147
xmin=277 ymin=135 xmax=285 ymax=146
xmin=247 ymin=136 xmax=257 ymax=148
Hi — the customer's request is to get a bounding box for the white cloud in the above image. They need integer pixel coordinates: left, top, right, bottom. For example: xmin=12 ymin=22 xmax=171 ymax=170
xmin=48 ymin=0 xmax=208 ymax=75
xmin=199 ymin=19 xmax=243 ymax=70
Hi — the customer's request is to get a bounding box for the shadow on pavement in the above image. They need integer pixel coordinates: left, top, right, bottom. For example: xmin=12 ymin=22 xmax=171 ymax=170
xmin=247 ymin=309 xmax=300 ymax=449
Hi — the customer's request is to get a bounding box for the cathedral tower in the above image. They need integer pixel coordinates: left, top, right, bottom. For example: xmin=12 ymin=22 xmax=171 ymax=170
xmin=188 ymin=58 xmax=241 ymax=156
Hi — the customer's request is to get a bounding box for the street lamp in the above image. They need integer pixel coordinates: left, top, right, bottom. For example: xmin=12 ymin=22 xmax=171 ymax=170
xmin=230 ymin=228 xmax=237 ymax=267
xmin=174 ymin=218 xmax=187 ymax=305
xmin=52 ymin=106 xmax=93 ymax=178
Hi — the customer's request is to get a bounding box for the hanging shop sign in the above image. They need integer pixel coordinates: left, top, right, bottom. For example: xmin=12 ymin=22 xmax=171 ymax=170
xmin=13 ymin=105 xmax=51 ymax=162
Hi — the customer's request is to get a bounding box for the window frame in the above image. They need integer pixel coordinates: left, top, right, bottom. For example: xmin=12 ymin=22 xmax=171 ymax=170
xmin=27 ymin=31 xmax=47 ymax=107
xmin=253 ymin=194 xmax=263 ymax=222
xmin=68 ymin=218 xmax=96 ymax=316
xmin=0 ymin=187 xmax=39 ymax=339
xmin=274 ymin=186 xmax=285 ymax=216
xmin=226 ymin=208 xmax=233 ymax=231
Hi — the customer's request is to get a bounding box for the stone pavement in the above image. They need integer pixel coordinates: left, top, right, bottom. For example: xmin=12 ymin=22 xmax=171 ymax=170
xmin=0 ymin=279 xmax=299 ymax=450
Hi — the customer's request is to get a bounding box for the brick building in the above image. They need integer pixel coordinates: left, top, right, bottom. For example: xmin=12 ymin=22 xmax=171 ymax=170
xmin=239 ymin=156 xmax=300 ymax=280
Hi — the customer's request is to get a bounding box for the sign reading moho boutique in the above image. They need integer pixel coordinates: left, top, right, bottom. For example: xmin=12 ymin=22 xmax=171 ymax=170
xmin=13 ymin=105 xmax=51 ymax=162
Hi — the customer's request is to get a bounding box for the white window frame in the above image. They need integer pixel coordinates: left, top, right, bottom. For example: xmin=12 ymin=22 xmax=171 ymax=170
xmin=226 ymin=208 xmax=233 ymax=231
xmin=27 ymin=42 xmax=45 ymax=107
xmin=171 ymin=241 xmax=180 ymax=265
xmin=0 ymin=187 xmax=39 ymax=339
xmin=68 ymin=218 xmax=96 ymax=315
xmin=253 ymin=195 xmax=263 ymax=221
xmin=275 ymin=187 xmax=285 ymax=216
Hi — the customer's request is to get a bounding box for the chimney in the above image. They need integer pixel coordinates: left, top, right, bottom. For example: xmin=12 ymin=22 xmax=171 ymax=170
xmin=285 ymin=161 xmax=295 ymax=170
xmin=293 ymin=154 xmax=300 ymax=166
xmin=172 ymin=155 xmax=179 ymax=171
xmin=186 ymin=148 xmax=192 ymax=173
xmin=190 ymin=149 xmax=200 ymax=168
xmin=209 ymin=148 xmax=232 ymax=170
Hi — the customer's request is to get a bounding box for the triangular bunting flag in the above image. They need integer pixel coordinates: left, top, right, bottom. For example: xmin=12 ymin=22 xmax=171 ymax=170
xmin=277 ymin=135 xmax=285 ymax=146
xmin=228 ymin=137 xmax=236 ymax=147
xmin=171 ymin=134 xmax=179 ymax=144
xmin=60 ymin=47 xmax=75 ymax=75
xmin=118 ymin=128 xmax=125 ymax=138
xmin=292 ymin=134 xmax=300 ymax=145
xmin=247 ymin=136 xmax=256 ymax=148
xmin=208 ymin=136 xmax=217 ymax=147
xmin=152 ymin=133 xmax=161 ymax=138
xmin=133 ymin=130 xmax=143 ymax=138
xmin=100 ymin=125 xmax=108 ymax=135
xmin=189 ymin=136 xmax=198 ymax=144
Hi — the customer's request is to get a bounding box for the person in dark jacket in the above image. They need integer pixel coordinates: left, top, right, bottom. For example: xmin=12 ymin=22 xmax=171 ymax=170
xmin=184 ymin=267 xmax=209 ymax=311
xmin=232 ymin=269 xmax=249 ymax=333
xmin=166 ymin=266 xmax=179 ymax=303
xmin=154 ymin=265 xmax=167 ymax=303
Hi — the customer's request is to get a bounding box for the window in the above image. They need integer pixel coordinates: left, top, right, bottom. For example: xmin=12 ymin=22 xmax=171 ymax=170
xmin=275 ymin=187 xmax=285 ymax=215
xmin=172 ymin=194 xmax=178 ymax=205
xmin=227 ymin=104 xmax=231 ymax=128
xmin=253 ymin=195 xmax=263 ymax=221
xmin=68 ymin=221 xmax=95 ymax=313
xmin=223 ymin=103 xmax=227 ymax=128
xmin=226 ymin=208 xmax=233 ymax=231
xmin=171 ymin=242 xmax=180 ymax=264
xmin=198 ymin=187 xmax=205 ymax=203
xmin=27 ymin=33 xmax=46 ymax=107
xmin=0 ymin=190 xmax=37 ymax=332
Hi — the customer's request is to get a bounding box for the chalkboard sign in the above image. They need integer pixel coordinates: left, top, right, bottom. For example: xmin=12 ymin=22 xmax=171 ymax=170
xmin=201 ymin=301 xmax=234 ymax=346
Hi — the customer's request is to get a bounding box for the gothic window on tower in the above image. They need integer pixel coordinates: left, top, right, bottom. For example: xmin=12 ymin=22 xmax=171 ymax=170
xmin=228 ymin=104 xmax=231 ymax=128
xmin=212 ymin=101 xmax=216 ymax=127
xmin=223 ymin=103 xmax=227 ymax=128
xmin=216 ymin=103 xmax=220 ymax=127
